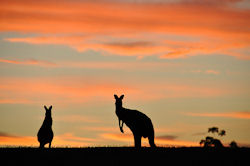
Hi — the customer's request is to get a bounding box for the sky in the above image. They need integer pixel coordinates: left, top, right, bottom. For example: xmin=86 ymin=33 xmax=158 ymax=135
xmin=0 ymin=0 xmax=250 ymax=147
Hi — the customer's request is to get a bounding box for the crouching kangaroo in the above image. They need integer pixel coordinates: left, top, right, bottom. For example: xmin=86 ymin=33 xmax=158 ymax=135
xmin=114 ymin=94 xmax=156 ymax=148
xmin=37 ymin=105 xmax=54 ymax=148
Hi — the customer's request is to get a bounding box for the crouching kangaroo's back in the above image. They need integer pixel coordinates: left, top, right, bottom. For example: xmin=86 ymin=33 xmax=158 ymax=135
xmin=37 ymin=105 xmax=54 ymax=148
xmin=114 ymin=94 xmax=156 ymax=148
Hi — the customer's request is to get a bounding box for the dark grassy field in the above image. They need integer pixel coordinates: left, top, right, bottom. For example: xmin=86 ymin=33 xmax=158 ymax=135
xmin=1 ymin=147 xmax=249 ymax=166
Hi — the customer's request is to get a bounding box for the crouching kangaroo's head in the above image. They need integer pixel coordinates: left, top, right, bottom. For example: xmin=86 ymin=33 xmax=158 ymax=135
xmin=114 ymin=94 xmax=124 ymax=109
xmin=44 ymin=105 xmax=52 ymax=117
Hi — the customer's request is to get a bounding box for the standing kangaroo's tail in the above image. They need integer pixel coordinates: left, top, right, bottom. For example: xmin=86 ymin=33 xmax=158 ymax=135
xmin=148 ymin=119 xmax=156 ymax=147
xmin=149 ymin=132 xmax=156 ymax=147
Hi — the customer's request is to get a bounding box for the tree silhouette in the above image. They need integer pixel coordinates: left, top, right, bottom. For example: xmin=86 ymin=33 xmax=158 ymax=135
xmin=200 ymin=127 xmax=226 ymax=148
xmin=200 ymin=139 xmax=206 ymax=146
xmin=218 ymin=130 xmax=226 ymax=137
xmin=200 ymin=136 xmax=213 ymax=147
xmin=208 ymin=127 xmax=219 ymax=134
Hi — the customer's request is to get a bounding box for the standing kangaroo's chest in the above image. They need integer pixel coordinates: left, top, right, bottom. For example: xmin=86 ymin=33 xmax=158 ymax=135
xmin=116 ymin=108 xmax=128 ymax=119
xmin=41 ymin=117 xmax=52 ymax=128
xmin=116 ymin=109 xmax=123 ymax=119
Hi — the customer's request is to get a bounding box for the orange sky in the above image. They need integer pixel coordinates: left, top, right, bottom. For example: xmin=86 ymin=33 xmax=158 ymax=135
xmin=1 ymin=0 xmax=249 ymax=59
xmin=0 ymin=0 xmax=250 ymax=147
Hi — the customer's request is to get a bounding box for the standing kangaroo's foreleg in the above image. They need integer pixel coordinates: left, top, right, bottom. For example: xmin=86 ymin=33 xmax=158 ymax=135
xmin=118 ymin=118 xmax=124 ymax=133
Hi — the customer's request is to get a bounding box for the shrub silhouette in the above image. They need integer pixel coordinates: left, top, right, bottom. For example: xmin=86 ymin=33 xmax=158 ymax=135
xmin=37 ymin=105 xmax=54 ymax=148
xmin=218 ymin=130 xmax=226 ymax=137
xmin=114 ymin=94 xmax=156 ymax=148
xmin=230 ymin=141 xmax=238 ymax=148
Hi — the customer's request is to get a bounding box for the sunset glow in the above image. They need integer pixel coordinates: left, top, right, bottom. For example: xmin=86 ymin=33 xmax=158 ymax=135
xmin=0 ymin=0 xmax=249 ymax=147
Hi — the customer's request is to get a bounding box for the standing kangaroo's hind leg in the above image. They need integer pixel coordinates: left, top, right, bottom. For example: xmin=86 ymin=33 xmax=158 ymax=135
xmin=148 ymin=135 xmax=156 ymax=148
xmin=39 ymin=142 xmax=45 ymax=148
xmin=134 ymin=134 xmax=142 ymax=148
xmin=49 ymin=142 xmax=52 ymax=148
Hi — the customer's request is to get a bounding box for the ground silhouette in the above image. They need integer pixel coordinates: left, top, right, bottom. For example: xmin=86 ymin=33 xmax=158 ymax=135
xmin=1 ymin=147 xmax=249 ymax=166
xmin=37 ymin=105 xmax=54 ymax=148
xmin=114 ymin=94 xmax=156 ymax=148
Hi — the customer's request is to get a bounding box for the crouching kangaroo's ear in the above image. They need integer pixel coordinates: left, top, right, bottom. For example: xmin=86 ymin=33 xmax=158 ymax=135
xmin=120 ymin=95 xmax=124 ymax=99
xmin=114 ymin=94 xmax=118 ymax=99
xmin=49 ymin=105 xmax=52 ymax=110
xmin=44 ymin=105 xmax=47 ymax=110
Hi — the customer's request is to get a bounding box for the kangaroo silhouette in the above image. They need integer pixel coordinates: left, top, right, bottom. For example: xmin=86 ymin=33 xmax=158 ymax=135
xmin=37 ymin=105 xmax=54 ymax=148
xmin=114 ymin=94 xmax=156 ymax=148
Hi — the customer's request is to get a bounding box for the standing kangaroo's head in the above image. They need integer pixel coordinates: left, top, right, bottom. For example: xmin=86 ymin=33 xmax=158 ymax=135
xmin=114 ymin=94 xmax=124 ymax=109
xmin=44 ymin=105 xmax=52 ymax=117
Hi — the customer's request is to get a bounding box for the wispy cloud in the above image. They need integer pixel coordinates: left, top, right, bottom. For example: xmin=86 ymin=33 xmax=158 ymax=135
xmin=157 ymin=135 xmax=178 ymax=140
xmin=186 ymin=111 xmax=250 ymax=119
xmin=5 ymin=35 xmax=250 ymax=59
xmin=190 ymin=69 xmax=220 ymax=75
xmin=0 ymin=132 xmax=96 ymax=147
xmin=0 ymin=99 xmax=31 ymax=104
xmin=82 ymin=126 xmax=118 ymax=132
xmin=56 ymin=133 xmax=97 ymax=146
xmin=0 ymin=58 xmax=56 ymax=67
xmin=101 ymin=133 xmax=197 ymax=146
xmin=0 ymin=132 xmax=18 ymax=138
xmin=0 ymin=76 xmax=233 ymax=105
xmin=0 ymin=135 xmax=35 ymax=146
xmin=205 ymin=70 xmax=220 ymax=75
xmin=192 ymin=132 xmax=207 ymax=136
xmin=0 ymin=77 xmax=136 ymax=104
xmin=0 ymin=74 xmax=239 ymax=106
xmin=56 ymin=115 xmax=101 ymax=123
xmin=1 ymin=0 xmax=249 ymax=59
xmin=57 ymin=61 xmax=180 ymax=71
xmin=0 ymin=56 xmax=181 ymax=70
xmin=4 ymin=36 xmax=165 ymax=57
xmin=1 ymin=0 xmax=249 ymax=35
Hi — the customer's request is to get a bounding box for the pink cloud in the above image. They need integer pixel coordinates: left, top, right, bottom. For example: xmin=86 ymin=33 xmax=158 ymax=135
xmin=1 ymin=0 xmax=249 ymax=59
xmin=0 ymin=76 xmax=235 ymax=105
xmin=0 ymin=58 xmax=56 ymax=67
xmin=186 ymin=111 xmax=250 ymax=119
xmin=205 ymin=70 xmax=220 ymax=75
xmin=56 ymin=115 xmax=102 ymax=123
xmin=100 ymin=133 xmax=197 ymax=147
xmin=0 ymin=132 xmax=96 ymax=147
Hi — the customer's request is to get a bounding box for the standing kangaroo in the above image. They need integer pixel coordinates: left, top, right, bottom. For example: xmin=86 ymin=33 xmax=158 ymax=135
xmin=114 ymin=94 xmax=156 ymax=148
xmin=37 ymin=105 xmax=54 ymax=148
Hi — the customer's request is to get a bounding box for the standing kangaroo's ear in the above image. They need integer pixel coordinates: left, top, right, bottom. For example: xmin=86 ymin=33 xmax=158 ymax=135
xmin=120 ymin=95 xmax=124 ymax=99
xmin=49 ymin=105 xmax=52 ymax=110
xmin=44 ymin=105 xmax=47 ymax=110
xmin=114 ymin=94 xmax=118 ymax=99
